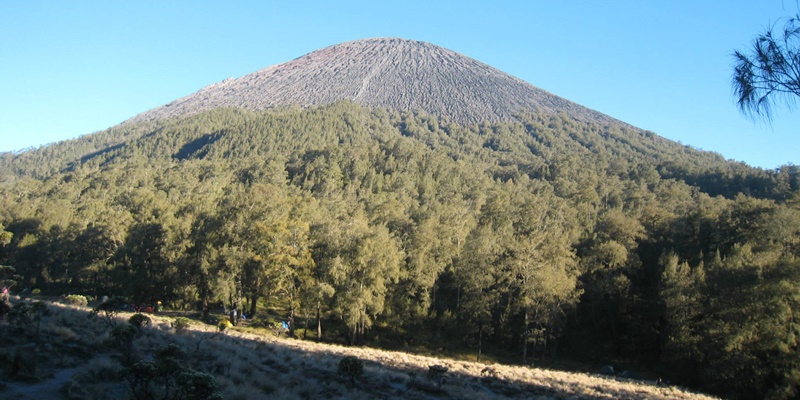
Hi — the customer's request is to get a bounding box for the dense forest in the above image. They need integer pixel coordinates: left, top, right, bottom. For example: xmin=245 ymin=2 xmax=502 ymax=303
xmin=1 ymin=101 xmax=799 ymax=398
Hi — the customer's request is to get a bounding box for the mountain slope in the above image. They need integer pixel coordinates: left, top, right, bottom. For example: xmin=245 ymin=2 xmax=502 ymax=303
xmin=126 ymin=37 xmax=613 ymax=126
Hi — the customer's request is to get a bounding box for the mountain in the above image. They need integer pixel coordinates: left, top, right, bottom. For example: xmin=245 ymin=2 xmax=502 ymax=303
xmin=1 ymin=38 xmax=798 ymax=400
xmin=126 ymin=37 xmax=613 ymax=126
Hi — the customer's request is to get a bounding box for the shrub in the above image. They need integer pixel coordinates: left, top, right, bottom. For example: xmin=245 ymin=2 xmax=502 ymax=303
xmin=64 ymin=294 xmax=88 ymax=307
xmin=122 ymin=360 xmax=158 ymax=399
xmin=90 ymin=296 xmax=127 ymax=327
xmin=9 ymin=301 xmax=50 ymax=335
xmin=112 ymin=324 xmax=138 ymax=365
xmin=31 ymin=288 xmax=41 ymax=295
xmin=128 ymin=313 xmax=152 ymax=330
xmin=177 ymin=370 xmax=223 ymax=400
xmin=338 ymin=356 xmax=365 ymax=387
xmin=173 ymin=317 xmax=191 ymax=335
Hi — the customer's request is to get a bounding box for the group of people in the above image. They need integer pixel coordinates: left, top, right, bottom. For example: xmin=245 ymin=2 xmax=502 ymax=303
xmin=228 ymin=308 xmax=248 ymax=325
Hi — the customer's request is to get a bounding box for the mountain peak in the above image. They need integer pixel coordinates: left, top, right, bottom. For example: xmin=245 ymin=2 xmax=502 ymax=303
xmin=127 ymin=38 xmax=612 ymax=125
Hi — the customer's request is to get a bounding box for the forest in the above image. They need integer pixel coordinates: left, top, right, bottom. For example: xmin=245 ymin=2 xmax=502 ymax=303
xmin=1 ymin=101 xmax=799 ymax=399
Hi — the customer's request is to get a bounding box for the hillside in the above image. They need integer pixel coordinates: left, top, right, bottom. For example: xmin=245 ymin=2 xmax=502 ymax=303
xmin=125 ymin=37 xmax=612 ymax=126
xmin=0 ymin=296 xmax=716 ymax=400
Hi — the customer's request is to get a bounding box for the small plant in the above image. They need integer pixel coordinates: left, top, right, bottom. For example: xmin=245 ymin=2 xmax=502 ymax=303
xmin=31 ymin=288 xmax=41 ymax=295
xmin=154 ymin=344 xmax=185 ymax=399
xmin=128 ymin=313 xmax=152 ymax=330
xmin=173 ymin=317 xmax=191 ymax=334
xmin=112 ymin=324 xmax=138 ymax=366
xmin=90 ymin=296 xmax=128 ymax=327
xmin=64 ymin=294 xmax=88 ymax=307
xmin=218 ymin=317 xmax=233 ymax=332
xmin=338 ymin=356 xmax=365 ymax=388
xmin=427 ymin=364 xmax=449 ymax=389
xmin=122 ymin=360 xmax=158 ymax=399
xmin=8 ymin=301 xmax=50 ymax=335
xmin=176 ymin=370 xmax=223 ymax=400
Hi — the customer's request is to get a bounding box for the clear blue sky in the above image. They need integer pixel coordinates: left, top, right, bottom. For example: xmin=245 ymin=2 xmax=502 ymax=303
xmin=1 ymin=1 xmax=798 ymax=169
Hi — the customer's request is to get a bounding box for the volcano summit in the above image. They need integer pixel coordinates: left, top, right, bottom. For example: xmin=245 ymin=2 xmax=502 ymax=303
xmin=128 ymin=37 xmax=612 ymax=126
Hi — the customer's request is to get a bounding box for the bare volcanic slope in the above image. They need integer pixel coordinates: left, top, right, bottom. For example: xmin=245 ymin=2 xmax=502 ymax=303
xmin=127 ymin=37 xmax=613 ymax=125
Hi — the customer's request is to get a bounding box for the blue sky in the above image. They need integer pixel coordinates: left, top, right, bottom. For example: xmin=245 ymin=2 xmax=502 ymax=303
xmin=1 ymin=1 xmax=798 ymax=169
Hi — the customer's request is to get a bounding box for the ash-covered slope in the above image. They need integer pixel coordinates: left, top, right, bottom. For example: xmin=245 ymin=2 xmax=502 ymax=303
xmin=127 ymin=38 xmax=612 ymax=125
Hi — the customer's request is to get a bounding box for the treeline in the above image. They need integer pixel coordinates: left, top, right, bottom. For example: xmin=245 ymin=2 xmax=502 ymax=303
xmin=0 ymin=102 xmax=799 ymax=398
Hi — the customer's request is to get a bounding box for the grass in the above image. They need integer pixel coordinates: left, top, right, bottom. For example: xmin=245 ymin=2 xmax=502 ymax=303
xmin=0 ymin=295 xmax=718 ymax=399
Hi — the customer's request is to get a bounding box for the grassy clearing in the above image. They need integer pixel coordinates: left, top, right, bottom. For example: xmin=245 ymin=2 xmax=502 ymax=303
xmin=0 ymin=296 xmax=716 ymax=399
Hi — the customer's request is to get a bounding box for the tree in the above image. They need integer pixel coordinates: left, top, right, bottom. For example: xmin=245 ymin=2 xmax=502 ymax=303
xmin=0 ymin=223 xmax=12 ymax=247
xmin=733 ymin=13 xmax=800 ymax=121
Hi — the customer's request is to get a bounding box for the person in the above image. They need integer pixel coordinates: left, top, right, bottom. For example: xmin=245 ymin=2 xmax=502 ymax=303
xmin=1 ymin=286 xmax=8 ymax=303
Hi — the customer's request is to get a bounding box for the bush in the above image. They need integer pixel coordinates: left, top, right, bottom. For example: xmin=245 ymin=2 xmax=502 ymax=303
xmin=9 ymin=301 xmax=50 ymax=335
xmin=90 ymin=296 xmax=127 ymax=327
xmin=173 ymin=317 xmax=191 ymax=335
xmin=177 ymin=370 xmax=223 ymax=400
xmin=338 ymin=356 xmax=364 ymax=387
xmin=31 ymin=288 xmax=41 ymax=295
xmin=64 ymin=294 xmax=88 ymax=307
xmin=128 ymin=313 xmax=152 ymax=330
xmin=111 ymin=324 xmax=138 ymax=365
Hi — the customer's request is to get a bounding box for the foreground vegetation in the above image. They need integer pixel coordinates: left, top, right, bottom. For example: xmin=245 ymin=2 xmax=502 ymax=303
xmin=0 ymin=296 xmax=715 ymax=399
xmin=0 ymin=102 xmax=798 ymax=398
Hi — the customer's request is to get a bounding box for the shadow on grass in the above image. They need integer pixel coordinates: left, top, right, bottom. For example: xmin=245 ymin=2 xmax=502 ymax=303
xmin=0 ymin=297 xmax=711 ymax=400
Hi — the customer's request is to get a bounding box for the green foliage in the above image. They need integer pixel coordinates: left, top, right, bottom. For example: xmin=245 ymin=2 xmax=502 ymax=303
xmin=128 ymin=313 xmax=152 ymax=330
xmin=0 ymin=223 xmax=12 ymax=247
xmin=111 ymin=324 xmax=138 ymax=365
xmin=0 ymin=102 xmax=797 ymax=398
xmin=172 ymin=317 xmax=191 ymax=335
xmin=122 ymin=360 xmax=157 ymax=400
xmin=176 ymin=370 xmax=223 ymax=400
xmin=63 ymin=294 xmax=88 ymax=307
xmin=121 ymin=342 xmax=221 ymax=400
xmin=732 ymin=13 xmax=800 ymax=122
xmin=338 ymin=356 xmax=365 ymax=387
xmin=0 ymin=265 xmax=16 ymax=291
xmin=8 ymin=301 xmax=50 ymax=335
xmin=91 ymin=297 xmax=127 ymax=327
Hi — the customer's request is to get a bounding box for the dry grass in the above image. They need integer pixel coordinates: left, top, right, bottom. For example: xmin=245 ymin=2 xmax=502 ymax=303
xmin=0 ymin=297 xmax=717 ymax=399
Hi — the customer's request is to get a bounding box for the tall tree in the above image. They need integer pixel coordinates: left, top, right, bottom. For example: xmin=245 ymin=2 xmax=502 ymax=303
xmin=733 ymin=13 xmax=800 ymax=121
